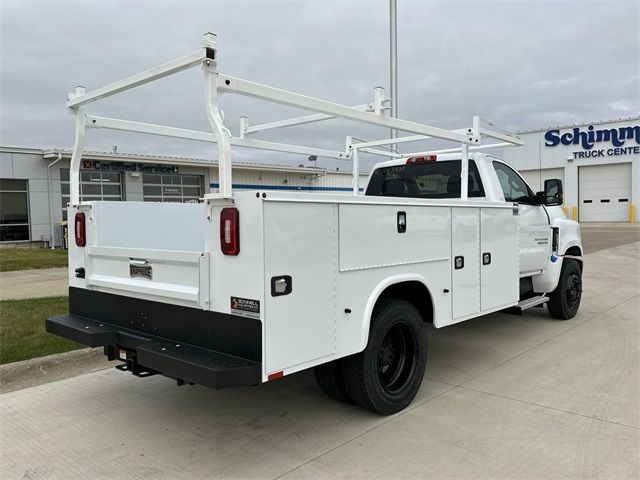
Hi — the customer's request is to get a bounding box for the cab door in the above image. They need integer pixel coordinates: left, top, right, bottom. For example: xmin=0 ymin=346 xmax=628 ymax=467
xmin=492 ymin=161 xmax=550 ymax=275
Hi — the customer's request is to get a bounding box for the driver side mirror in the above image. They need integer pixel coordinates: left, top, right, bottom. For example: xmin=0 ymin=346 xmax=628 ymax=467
xmin=536 ymin=179 xmax=563 ymax=206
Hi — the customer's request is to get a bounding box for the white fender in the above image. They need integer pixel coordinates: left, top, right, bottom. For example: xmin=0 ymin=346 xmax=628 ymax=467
xmin=359 ymin=273 xmax=434 ymax=351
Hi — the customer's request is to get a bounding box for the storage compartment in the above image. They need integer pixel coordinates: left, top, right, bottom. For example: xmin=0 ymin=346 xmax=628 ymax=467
xmin=338 ymin=204 xmax=450 ymax=271
xmin=263 ymin=201 xmax=337 ymax=373
xmin=480 ymin=208 xmax=519 ymax=310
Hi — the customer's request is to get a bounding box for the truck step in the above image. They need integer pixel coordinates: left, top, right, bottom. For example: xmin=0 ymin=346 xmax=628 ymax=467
xmin=502 ymin=295 xmax=549 ymax=316
xmin=137 ymin=342 xmax=261 ymax=389
xmin=46 ymin=314 xmax=262 ymax=389
xmin=518 ymin=295 xmax=549 ymax=310
xmin=46 ymin=314 xmax=118 ymax=347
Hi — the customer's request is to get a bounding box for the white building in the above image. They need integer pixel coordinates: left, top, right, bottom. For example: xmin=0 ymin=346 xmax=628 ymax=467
xmin=0 ymin=147 xmax=368 ymax=247
xmin=503 ymin=116 xmax=639 ymax=223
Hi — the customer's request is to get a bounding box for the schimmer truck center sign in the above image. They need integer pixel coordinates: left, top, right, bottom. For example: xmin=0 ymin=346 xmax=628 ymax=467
xmin=544 ymin=124 xmax=640 ymax=159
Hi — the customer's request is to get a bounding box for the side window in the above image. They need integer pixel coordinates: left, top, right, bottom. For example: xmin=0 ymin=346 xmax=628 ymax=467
xmin=493 ymin=161 xmax=535 ymax=204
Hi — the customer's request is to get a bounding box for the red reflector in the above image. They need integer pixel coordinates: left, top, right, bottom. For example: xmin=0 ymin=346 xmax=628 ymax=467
xmin=219 ymin=207 xmax=240 ymax=256
xmin=74 ymin=212 xmax=86 ymax=247
xmin=268 ymin=371 xmax=284 ymax=381
xmin=406 ymin=155 xmax=437 ymax=164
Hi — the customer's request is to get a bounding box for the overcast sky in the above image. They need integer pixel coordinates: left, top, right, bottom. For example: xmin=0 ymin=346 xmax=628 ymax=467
xmin=1 ymin=0 xmax=639 ymax=171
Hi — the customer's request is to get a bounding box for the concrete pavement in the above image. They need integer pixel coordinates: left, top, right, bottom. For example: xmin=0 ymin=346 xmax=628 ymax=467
xmin=580 ymin=223 xmax=640 ymax=254
xmin=0 ymin=267 xmax=67 ymax=300
xmin=1 ymin=240 xmax=638 ymax=479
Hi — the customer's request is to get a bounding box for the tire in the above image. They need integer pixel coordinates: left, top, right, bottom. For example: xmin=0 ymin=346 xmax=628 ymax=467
xmin=547 ymin=259 xmax=582 ymax=320
xmin=342 ymin=299 xmax=427 ymax=415
xmin=314 ymin=359 xmax=354 ymax=404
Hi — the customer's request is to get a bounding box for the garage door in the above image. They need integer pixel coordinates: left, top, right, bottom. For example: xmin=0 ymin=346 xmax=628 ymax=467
xmin=579 ymin=163 xmax=632 ymax=222
xmin=519 ymin=168 xmax=564 ymax=192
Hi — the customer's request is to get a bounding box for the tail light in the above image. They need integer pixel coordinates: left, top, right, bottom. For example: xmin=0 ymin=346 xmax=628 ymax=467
xmin=74 ymin=212 xmax=86 ymax=247
xmin=220 ymin=207 xmax=240 ymax=255
xmin=406 ymin=155 xmax=437 ymax=164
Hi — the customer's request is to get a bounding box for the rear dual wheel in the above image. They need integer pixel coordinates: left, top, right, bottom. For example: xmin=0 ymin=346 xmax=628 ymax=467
xmin=315 ymin=299 xmax=427 ymax=415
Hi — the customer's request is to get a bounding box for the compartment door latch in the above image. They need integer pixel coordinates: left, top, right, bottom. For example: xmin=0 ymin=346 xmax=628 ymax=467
xmin=271 ymin=275 xmax=292 ymax=297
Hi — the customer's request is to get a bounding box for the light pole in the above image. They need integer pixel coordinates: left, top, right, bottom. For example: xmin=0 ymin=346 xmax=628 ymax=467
xmin=390 ymin=0 xmax=398 ymax=153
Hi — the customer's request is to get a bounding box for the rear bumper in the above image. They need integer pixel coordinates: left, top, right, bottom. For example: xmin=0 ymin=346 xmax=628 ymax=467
xmin=46 ymin=288 xmax=262 ymax=389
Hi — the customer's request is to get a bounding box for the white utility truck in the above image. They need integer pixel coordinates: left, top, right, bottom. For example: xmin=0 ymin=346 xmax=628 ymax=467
xmin=47 ymin=35 xmax=583 ymax=414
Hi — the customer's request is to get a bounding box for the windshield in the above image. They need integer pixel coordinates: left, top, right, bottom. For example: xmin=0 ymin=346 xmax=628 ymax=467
xmin=365 ymin=160 xmax=485 ymax=199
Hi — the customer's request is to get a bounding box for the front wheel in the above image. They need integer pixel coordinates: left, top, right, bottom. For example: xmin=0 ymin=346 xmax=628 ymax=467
xmin=342 ymin=299 xmax=427 ymax=415
xmin=547 ymin=258 xmax=582 ymax=320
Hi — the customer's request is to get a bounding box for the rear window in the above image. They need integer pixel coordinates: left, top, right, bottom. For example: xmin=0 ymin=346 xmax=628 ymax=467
xmin=365 ymin=160 xmax=485 ymax=199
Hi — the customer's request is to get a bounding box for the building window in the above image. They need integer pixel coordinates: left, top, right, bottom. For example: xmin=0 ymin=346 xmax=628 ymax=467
xmin=0 ymin=179 xmax=30 ymax=242
xmin=142 ymin=174 xmax=202 ymax=203
xmin=60 ymin=169 xmax=124 ymax=220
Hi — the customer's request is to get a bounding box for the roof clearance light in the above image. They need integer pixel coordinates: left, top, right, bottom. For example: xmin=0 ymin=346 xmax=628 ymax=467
xmin=406 ymin=155 xmax=437 ymax=164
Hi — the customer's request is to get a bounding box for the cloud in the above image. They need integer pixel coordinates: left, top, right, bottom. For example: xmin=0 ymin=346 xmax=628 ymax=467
xmin=1 ymin=0 xmax=638 ymax=172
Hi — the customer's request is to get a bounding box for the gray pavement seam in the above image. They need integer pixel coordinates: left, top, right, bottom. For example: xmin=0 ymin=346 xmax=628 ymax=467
xmin=456 ymin=385 xmax=639 ymax=430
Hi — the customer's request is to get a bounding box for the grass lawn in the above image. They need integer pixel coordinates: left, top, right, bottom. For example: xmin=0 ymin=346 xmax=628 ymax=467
xmin=0 ymin=248 xmax=68 ymax=272
xmin=0 ymin=296 xmax=82 ymax=364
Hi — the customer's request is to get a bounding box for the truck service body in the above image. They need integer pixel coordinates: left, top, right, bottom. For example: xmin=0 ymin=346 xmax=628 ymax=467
xmin=47 ymin=35 xmax=583 ymax=414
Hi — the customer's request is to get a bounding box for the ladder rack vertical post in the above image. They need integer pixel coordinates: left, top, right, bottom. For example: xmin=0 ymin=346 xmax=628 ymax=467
xmin=461 ymin=143 xmax=469 ymax=200
xmin=239 ymin=117 xmax=249 ymax=139
xmin=202 ymin=33 xmax=232 ymax=198
xmin=69 ymin=86 xmax=86 ymax=206
xmin=352 ymin=147 xmax=360 ymax=196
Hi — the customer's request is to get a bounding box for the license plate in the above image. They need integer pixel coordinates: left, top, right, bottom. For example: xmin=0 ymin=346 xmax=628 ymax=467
xmin=130 ymin=263 xmax=152 ymax=280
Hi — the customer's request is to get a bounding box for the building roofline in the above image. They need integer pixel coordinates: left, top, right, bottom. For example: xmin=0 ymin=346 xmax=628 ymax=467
xmin=2 ymin=146 xmax=369 ymax=175
xmin=516 ymin=116 xmax=640 ymax=135
xmin=0 ymin=146 xmax=44 ymax=155
xmin=40 ymin=149 xmax=328 ymax=174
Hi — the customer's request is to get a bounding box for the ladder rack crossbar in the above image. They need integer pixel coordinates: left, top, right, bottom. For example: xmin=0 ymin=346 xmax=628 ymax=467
xmin=87 ymin=115 xmax=347 ymax=160
xmin=66 ymin=49 xmax=207 ymax=109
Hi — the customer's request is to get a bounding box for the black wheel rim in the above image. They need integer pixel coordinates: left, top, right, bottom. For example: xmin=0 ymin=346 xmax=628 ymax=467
xmin=565 ymin=271 xmax=582 ymax=309
xmin=376 ymin=321 xmax=417 ymax=394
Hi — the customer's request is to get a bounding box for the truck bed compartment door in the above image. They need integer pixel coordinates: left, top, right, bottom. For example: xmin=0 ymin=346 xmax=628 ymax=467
xmin=263 ymin=202 xmax=337 ymax=373
xmin=451 ymin=207 xmax=481 ymax=322
xmin=480 ymin=208 xmax=519 ymax=310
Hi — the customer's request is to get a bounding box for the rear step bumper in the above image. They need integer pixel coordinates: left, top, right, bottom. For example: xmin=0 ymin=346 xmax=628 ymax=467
xmin=46 ymin=314 xmax=261 ymax=389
